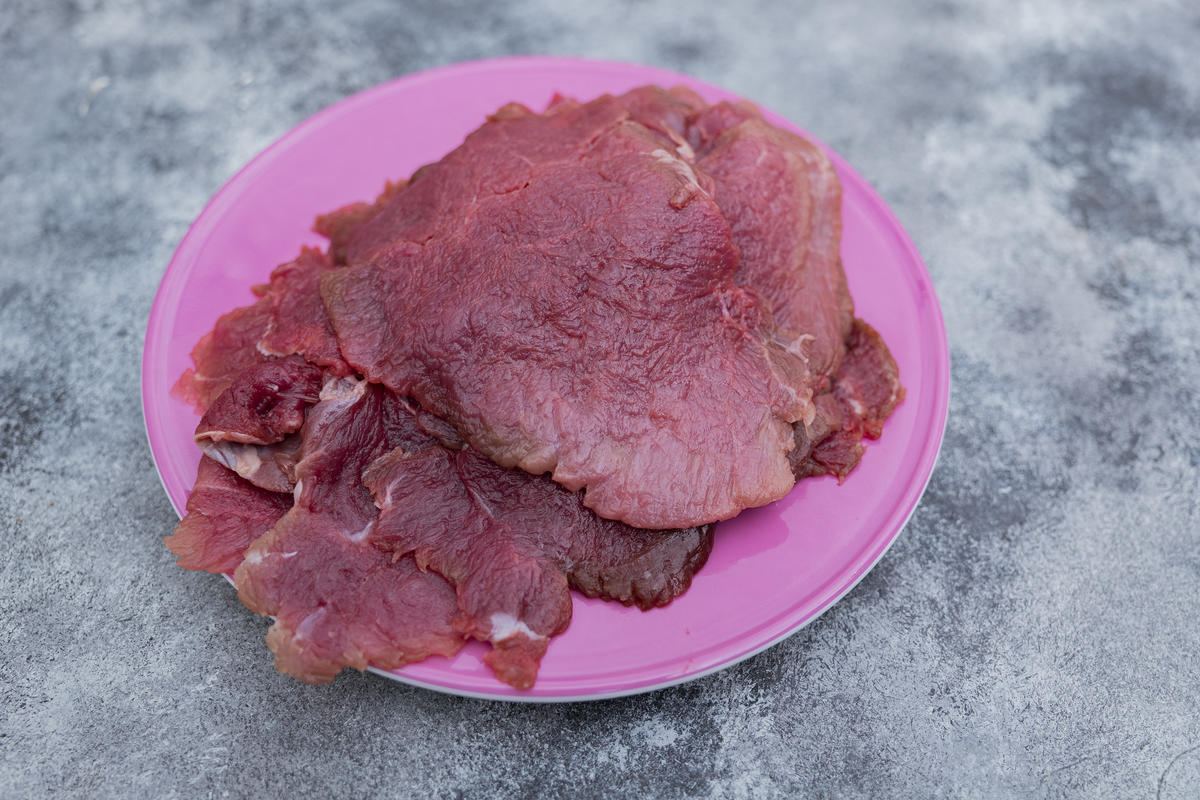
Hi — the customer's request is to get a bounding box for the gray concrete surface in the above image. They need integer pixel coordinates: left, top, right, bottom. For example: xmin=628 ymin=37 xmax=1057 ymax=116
xmin=2 ymin=1 xmax=1198 ymax=797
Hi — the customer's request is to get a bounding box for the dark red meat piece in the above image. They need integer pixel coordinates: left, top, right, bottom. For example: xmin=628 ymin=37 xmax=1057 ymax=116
xmin=172 ymin=295 xmax=274 ymax=414
xmin=688 ymin=99 xmax=853 ymax=384
xmin=257 ymin=248 xmax=353 ymax=377
xmin=165 ymin=456 xmax=292 ymax=574
xmin=789 ymin=319 xmax=906 ymax=481
xmin=788 ymin=393 xmax=845 ymax=480
xmin=192 ymin=356 xmax=322 ymax=492
xmin=833 ymin=319 xmax=906 ymax=439
xmin=314 ymin=180 xmax=408 ymax=265
xmin=664 ymin=93 xmax=902 ymax=480
xmin=194 ymin=356 xmax=323 ymax=445
xmin=364 ymin=443 xmax=713 ymax=689
xmin=173 ymin=248 xmax=350 ymax=414
xmin=323 ymin=93 xmax=812 ymax=529
xmin=233 ymin=378 xmax=464 ymax=684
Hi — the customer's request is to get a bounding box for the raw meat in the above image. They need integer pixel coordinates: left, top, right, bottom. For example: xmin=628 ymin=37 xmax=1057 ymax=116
xmin=173 ymin=248 xmax=349 ymax=413
xmin=314 ymin=181 xmax=408 ymax=265
xmin=688 ymin=99 xmax=853 ymax=383
xmin=194 ymin=356 xmax=323 ymax=445
xmin=789 ymin=320 xmax=905 ymax=480
xmin=614 ymin=85 xmax=707 ymax=152
xmin=322 ymin=93 xmax=814 ymax=529
xmin=256 ymin=248 xmax=353 ymax=377
xmin=364 ymin=442 xmax=713 ymax=689
xmin=164 ymin=85 xmax=908 ymax=692
xmin=233 ymin=378 xmax=464 ymax=684
xmin=172 ymin=294 xmax=273 ymax=413
xmin=165 ymin=456 xmax=291 ymax=574
xmin=626 ymin=90 xmax=903 ymax=482
xmin=193 ymin=356 xmax=322 ymax=491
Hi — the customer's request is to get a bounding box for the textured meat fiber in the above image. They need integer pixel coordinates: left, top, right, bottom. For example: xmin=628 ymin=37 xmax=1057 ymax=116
xmin=233 ymin=378 xmax=464 ymax=684
xmin=166 ymin=85 xmax=908 ymax=691
xmin=314 ymin=180 xmax=408 ymax=265
xmin=192 ymin=356 xmax=322 ymax=492
xmin=621 ymin=89 xmax=903 ymax=480
xmin=194 ymin=356 xmax=323 ymax=446
xmin=365 ymin=443 xmax=713 ymax=689
xmin=173 ymin=247 xmax=348 ymax=412
xmin=688 ymin=100 xmax=854 ymax=383
xmin=789 ymin=319 xmax=906 ymax=480
xmin=322 ymin=93 xmax=813 ymax=530
xmin=165 ymin=456 xmax=292 ymax=574
xmin=256 ymin=248 xmax=353 ymax=376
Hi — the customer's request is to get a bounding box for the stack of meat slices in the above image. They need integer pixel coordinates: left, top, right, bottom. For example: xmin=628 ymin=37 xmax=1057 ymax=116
xmin=165 ymin=86 xmax=904 ymax=690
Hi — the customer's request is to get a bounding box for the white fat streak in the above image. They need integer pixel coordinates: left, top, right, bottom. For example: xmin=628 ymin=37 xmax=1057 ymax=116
xmin=294 ymin=606 xmax=327 ymax=641
xmin=202 ymin=442 xmax=263 ymax=480
xmin=489 ymin=612 xmax=543 ymax=643
xmin=202 ymin=443 xmax=238 ymax=472
xmin=346 ymin=521 xmax=373 ymax=544
xmin=650 ymin=148 xmax=701 ymax=188
xmin=784 ymin=333 xmax=816 ymax=360
xmin=319 ymin=375 xmax=366 ymax=403
xmin=232 ymin=446 xmax=263 ymax=480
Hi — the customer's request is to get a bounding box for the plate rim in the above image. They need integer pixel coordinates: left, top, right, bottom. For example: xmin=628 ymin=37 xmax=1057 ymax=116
xmin=142 ymin=54 xmax=951 ymax=703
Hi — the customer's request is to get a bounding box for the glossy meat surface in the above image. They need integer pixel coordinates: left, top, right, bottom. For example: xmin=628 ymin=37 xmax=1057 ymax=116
xmin=322 ymin=93 xmax=813 ymax=529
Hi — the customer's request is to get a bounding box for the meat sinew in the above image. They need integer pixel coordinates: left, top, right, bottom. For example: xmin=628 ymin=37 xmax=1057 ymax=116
xmin=322 ymin=93 xmax=814 ymax=529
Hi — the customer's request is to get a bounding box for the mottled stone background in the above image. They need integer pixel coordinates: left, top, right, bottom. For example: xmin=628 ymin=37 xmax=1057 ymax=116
xmin=2 ymin=1 xmax=1198 ymax=797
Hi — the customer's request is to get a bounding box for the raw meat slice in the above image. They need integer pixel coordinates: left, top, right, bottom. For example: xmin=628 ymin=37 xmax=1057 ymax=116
xmin=675 ymin=98 xmax=903 ymax=480
xmin=688 ymin=99 xmax=853 ymax=384
xmin=233 ymin=378 xmax=464 ymax=684
xmin=165 ymin=456 xmax=292 ymax=574
xmin=172 ymin=294 xmax=274 ymax=414
xmin=194 ymin=356 xmax=322 ymax=445
xmin=323 ymin=93 xmax=813 ymax=529
xmin=173 ymin=248 xmax=349 ymax=414
xmin=192 ymin=357 xmax=322 ymax=492
xmin=616 ymin=86 xmax=851 ymax=381
xmin=257 ymin=248 xmax=353 ymax=377
xmin=365 ymin=443 xmax=714 ymax=689
xmin=789 ymin=319 xmax=905 ymax=481
xmin=314 ymin=180 xmax=408 ymax=265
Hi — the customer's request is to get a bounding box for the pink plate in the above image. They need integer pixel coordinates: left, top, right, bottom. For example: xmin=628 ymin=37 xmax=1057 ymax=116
xmin=143 ymin=56 xmax=949 ymax=702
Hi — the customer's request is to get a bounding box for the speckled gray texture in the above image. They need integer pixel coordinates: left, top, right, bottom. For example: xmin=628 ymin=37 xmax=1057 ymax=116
xmin=1 ymin=0 xmax=1198 ymax=797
